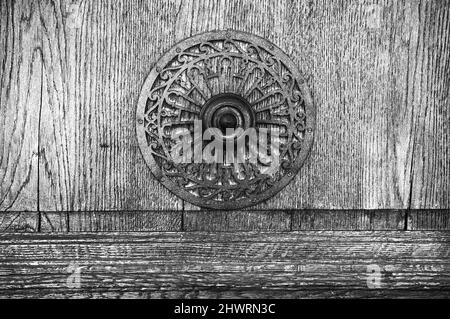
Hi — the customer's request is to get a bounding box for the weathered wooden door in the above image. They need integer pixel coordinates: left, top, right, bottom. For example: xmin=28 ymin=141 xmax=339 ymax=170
xmin=1 ymin=0 xmax=449 ymax=298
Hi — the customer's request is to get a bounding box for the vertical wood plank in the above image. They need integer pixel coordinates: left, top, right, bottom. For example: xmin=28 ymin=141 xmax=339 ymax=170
xmin=0 ymin=0 xmax=41 ymax=211
xmin=266 ymin=0 xmax=420 ymax=209
xmin=38 ymin=0 xmax=184 ymax=211
xmin=409 ymin=1 xmax=450 ymax=209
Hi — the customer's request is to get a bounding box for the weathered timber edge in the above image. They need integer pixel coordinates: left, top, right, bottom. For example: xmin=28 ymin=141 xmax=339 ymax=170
xmin=0 ymin=231 xmax=449 ymax=298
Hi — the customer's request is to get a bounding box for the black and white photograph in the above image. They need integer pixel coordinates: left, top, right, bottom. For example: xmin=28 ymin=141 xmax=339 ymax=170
xmin=0 ymin=0 xmax=449 ymax=307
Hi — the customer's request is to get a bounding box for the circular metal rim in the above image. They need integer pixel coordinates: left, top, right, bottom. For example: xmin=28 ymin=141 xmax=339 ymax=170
xmin=136 ymin=30 xmax=316 ymax=210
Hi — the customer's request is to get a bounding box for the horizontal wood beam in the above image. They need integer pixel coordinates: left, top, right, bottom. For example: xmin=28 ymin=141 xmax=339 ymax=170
xmin=1 ymin=210 xmax=450 ymax=232
xmin=0 ymin=231 xmax=449 ymax=298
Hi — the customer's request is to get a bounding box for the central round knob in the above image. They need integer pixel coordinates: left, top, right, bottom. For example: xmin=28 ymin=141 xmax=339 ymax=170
xmin=200 ymin=93 xmax=255 ymax=140
xmin=218 ymin=113 xmax=238 ymax=133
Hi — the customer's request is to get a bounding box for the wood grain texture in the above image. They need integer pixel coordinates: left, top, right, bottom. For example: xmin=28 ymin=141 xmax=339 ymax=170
xmin=39 ymin=211 xmax=182 ymax=232
xmin=38 ymin=0 xmax=183 ymax=211
xmin=0 ymin=209 xmax=410 ymax=233
xmin=178 ymin=0 xmax=411 ymax=210
xmin=184 ymin=210 xmax=291 ymax=231
xmin=1 ymin=0 xmax=449 ymax=300
xmin=184 ymin=209 xmax=406 ymax=231
xmin=262 ymin=0 xmax=448 ymax=210
xmin=408 ymin=1 xmax=450 ymax=209
xmin=5 ymin=208 xmax=450 ymax=231
xmin=408 ymin=209 xmax=450 ymax=230
xmin=0 ymin=212 xmax=37 ymax=232
xmin=178 ymin=0 xmax=450 ymax=211
xmin=2 ymin=288 xmax=449 ymax=299
xmin=268 ymin=0 xmax=416 ymax=209
xmin=0 ymin=0 xmax=41 ymax=211
xmin=67 ymin=211 xmax=182 ymax=232
xmin=1 ymin=231 xmax=449 ymax=298
xmin=1 ymin=0 xmax=448 ymax=213
xmin=10 ymin=209 xmax=408 ymax=232
xmin=39 ymin=212 xmax=67 ymax=232
xmin=292 ymin=209 xmax=406 ymax=230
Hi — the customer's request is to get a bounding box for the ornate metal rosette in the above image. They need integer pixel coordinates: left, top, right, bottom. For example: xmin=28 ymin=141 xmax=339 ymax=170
xmin=136 ymin=30 xmax=315 ymax=209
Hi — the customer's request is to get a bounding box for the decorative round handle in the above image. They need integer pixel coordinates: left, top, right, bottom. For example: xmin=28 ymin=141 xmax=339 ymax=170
xmin=136 ymin=30 xmax=315 ymax=209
